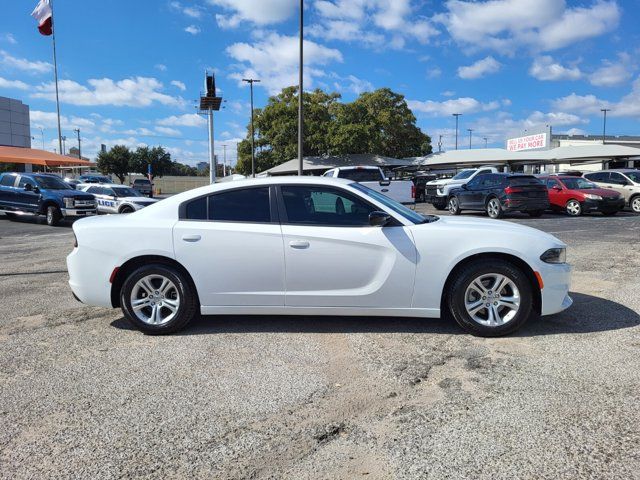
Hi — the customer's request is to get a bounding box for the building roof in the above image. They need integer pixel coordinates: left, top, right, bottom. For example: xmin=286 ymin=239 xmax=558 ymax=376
xmin=0 ymin=146 xmax=94 ymax=167
xmin=408 ymin=144 xmax=640 ymax=169
xmin=262 ymin=153 xmax=413 ymax=175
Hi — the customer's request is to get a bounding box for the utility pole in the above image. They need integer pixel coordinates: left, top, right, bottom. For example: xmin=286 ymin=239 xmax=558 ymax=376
xmin=221 ymin=143 xmax=227 ymax=177
xmin=61 ymin=135 xmax=66 ymax=155
xmin=452 ymin=113 xmax=462 ymax=150
xmin=73 ymin=128 xmax=81 ymax=159
xmin=242 ymin=78 xmax=260 ymax=178
xmin=438 ymin=134 xmax=443 ymax=152
xmin=467 ymin=128 xmax=473 ymax=149
xmin=483 ymin=137 xmax=488 ymax=148
xmin=39 ymin=127 xmax=45 ymax=150
xmin=298 ymin=0 xmax=304 ymax=176
xmin=600 ymin=108 xmax=611 ymax=144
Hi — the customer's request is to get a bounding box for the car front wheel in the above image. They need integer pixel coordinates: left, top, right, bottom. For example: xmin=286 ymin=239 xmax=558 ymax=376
xmin=565 ymin=200 xmax=582 ymax=216
xmin=120 ymin=264 xmax=199 ymax=334
xmin=46 ymin=205 xmax=62 ymax=226
xmin=448 ymin=196 xmax=461 ymax=215
xmin=631 ymin=196 xmax=640 ymax=214
xmin=446 ymin=259 xmax=534 ymax=337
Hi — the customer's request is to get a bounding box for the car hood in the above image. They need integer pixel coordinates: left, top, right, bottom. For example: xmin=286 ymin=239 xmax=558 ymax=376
xmin=49 ymin=189 xmax=94 ymax=200
xmin=121 ymin=196 xmax=157 ymax=203
xmin=581 ymin=188 xmax=623 ymax=198
xmin=426 ymin=179 xmax=452 ymax=186
xmin=424 ymin=215 xmax=564 ymax=246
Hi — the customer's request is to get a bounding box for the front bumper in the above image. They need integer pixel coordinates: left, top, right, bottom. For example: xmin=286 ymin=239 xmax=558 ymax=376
xmin=582 ymin=198 xmax=625 ymax=211
xmin=539 ymin=262 xmax=572 ymax=316
xmin=61 ymin=208 xmax=97 ymax=218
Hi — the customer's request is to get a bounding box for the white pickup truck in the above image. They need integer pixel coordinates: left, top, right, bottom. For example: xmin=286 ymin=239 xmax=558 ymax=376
xmin=425 ymin=166 xmax=500 ymax=209
xmin=323 ymin=166 xmax=415 ymax=204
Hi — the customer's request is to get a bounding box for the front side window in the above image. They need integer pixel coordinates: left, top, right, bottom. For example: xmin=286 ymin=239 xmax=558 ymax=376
xmin=452 ymin=170 xmax=475 ymax=180
xmin=625 ymin=171 xmax=640 ymax=183
xmin=609 ymin=172 xmax=627 ymax=184
xmin=280 ymin=185 xmax=375 ymax=226
xmin=560 ymin=177 xmax=597 ymax=190
xmin=17 ymin=176 xmax=33 ymax=188
xmin=112 ymin=187 xmax=142 ymax=197
xmin=209 ymin=187 xmax=271 ymax=222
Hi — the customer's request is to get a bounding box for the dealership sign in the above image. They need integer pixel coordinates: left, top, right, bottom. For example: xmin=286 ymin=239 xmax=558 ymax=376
xmin=506 ymin=133 xmax=548 ymax=152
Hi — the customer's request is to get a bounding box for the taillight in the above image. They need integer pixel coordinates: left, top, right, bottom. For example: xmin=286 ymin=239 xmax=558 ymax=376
xmin=504 ymin=186 xmax=523 ymax=194
xmin=411 ymin=185 xmax=416 ymax=198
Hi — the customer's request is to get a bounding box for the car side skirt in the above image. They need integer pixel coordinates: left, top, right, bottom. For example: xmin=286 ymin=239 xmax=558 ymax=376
xmin=200 ymin=305 xmax=440 ymax=318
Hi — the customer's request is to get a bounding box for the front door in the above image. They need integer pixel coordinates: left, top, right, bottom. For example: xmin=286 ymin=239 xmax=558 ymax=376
xmin=173 ymin=185 xmax=285 ymax=307
xmin=15 ymin=176 xmax=41 ymax=212
xmin=277 ymin=184 xmax=417 ymax=308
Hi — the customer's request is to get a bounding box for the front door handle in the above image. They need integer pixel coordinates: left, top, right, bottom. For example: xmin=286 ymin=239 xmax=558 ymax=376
xmin=182 ymin=234 xmax=201 ymax=242
xmin=289 ymin=240 xmax=310 ymax=249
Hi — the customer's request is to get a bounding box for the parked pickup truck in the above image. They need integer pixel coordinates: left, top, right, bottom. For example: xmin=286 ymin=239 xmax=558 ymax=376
xmin=0 ymin=172 xmax=97 ymax=226
xmin=322 ymin=166 xmax=415 ymax=204
xmin=424 ymin=166 xmax=499 ymax=209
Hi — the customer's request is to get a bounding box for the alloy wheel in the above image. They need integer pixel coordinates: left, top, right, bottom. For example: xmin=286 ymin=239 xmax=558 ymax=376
xmin=448 ymin=197 xmax=458 ymax=214
xmin=487 ymin=198 xmax=501 ymax=218
xmin=129 ymin=274 xmax=180 ymax=326
xmin=632 ymin=197 xmax=640 ymax=213
xmin=464 ymin=273 xmax=520 ymax=327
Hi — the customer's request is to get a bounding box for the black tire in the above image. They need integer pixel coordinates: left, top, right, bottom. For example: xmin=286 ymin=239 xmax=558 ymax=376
xmin=418 ymin=192 xmax=426 ymax=203
xmin=528 ymin=210 xmax=544 ymax=217
xmin=565 ymin=199 xmax=582 ymax=217
xmin=447 ymin=196 xmax=461 ymax=215
xmin=433 ymin=198 xmax=447 ymax=210
xmin=486 ymin=197 xmax=503 ymax=219
xmin=119 ymin=205 xmax=134 ymax=214
xmin=46 ymin=205 xmax=62 ymax=226
xmin=120 ymin=264 xmax=199 ymax=334
xmin=446 ymin=259 xmax=534 ymax=337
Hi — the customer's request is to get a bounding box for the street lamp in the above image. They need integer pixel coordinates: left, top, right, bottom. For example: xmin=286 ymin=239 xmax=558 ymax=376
xmin=298 ymin=0 xmax=304 ymax=176
xmin=73 ymin=128 xmax=81 ymax=159
xmin=242 ymin=78 xmax=260 ymax=178
xmin=483 ymin=137 xmax=488 ymax=148
xmin=61 ymin=135 xmax=67 ymax=155
xmin=452 ymin=113 xmax=462 ymax=150
xmin=467 ymin=128 xmax=473 ymax=149
xmin=600 ymin=108 xmax=611 ymax=144
xmin=438 ymin=134 xmax=444 ymax=152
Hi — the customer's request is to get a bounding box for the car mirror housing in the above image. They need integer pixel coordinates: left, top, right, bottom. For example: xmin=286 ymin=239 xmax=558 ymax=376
xmin=24 ymin=183 xmax=33 ymax=191
xmin=369 ymin=211 xmax=391 ymax=227
xmin=461 ymin=184 xmax=468 ymax=190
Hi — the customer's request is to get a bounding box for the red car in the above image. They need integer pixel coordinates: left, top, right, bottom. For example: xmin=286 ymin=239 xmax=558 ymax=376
xmin=540 ymin=176 xmax=625 ymax=216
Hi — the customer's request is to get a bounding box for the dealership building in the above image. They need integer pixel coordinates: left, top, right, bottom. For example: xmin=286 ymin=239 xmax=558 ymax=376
xmin=0 ymin=96 xmax=31 ymax=148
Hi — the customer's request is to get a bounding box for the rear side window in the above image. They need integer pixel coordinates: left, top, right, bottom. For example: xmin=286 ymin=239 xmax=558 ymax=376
xmin=508 ymin=176 xmax=542 ymax=186
xmin=185 ymin=197 xmax=207 ymax=220
xmin=337 ymin=169 xmax=381 ymax=182
xmin=585 ymin=172 xmax=608 ymax=182
xmin=208 ymin=187 xmax=271 ymax=222
xmin=0 ymin=175 xmax=16 ymax=186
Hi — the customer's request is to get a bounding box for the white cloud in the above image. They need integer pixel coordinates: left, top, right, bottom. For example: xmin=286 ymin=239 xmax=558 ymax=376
xmin=439 ymin=0 xmax=620 ymax=53
xmin=154 ymin=64 xmax=168 ymax=71
xmin=589 ymin=53 xmax=635 ymax=87
xmin=332 ymin=74 xmax=373 ymax=95
xmin=184 ymin=25 xmax=201 ymax=35
xmin=408 ymin=96 xmax=501 ymax=116
xmin=226 ymin=32 xmax=342 ymax=93
xmin=3 ymin=34 xmax=17 ymax=45
xmin=457 ymin=56 xmax=501 ymax=79
xmin=525 ymin=110 xmax=586 ymax=126
xmin=210 ymin=0 xmax=297 ymax=27
xmin=553 ymin=76 xmax=640 ymax=118
xmin=155 ymin=126 xmax=182 ymax=136
xmin=30 ymin=110 xmax=96 ymax=131
xmin=32 ymin=77 xmax=184 ymax=108
xmin=157 ymin=113 xmax=207 ymax=127
xmin=0 ymin=76 xmax=29 ymax=90
xmin=170 ymin=2 xmax=204 ymax=18
xmin=0 ymin=50 xmax=52 ymax=74
xmin=171 ymin=80 xmax=187 ymax=91
xmin=529 ymin=56 xmax=582 ymax=81
xmin=441 ymin=90 xmax=455 ymax=97
xmin=426 ymin=67 xmax=442 ymax=79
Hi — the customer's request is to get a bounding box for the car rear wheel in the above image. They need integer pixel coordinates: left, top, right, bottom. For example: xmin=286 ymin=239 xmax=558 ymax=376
xmin=486 ymin=197 xmax=503 ymax=219
xmin=631 ymin=196 xmax=640 ymax=214
xmin=448 ymin=196 xmax=461 ymax=215
xmin=120 ymin=265 xmax=199 ymax=334
xmin=446 ymin=259 xmax=534 ymax=337
xmin=565 ymin=200 xmax=582 ymax=216
xmin=46 ymin=205 xmax=62 ymax=226
xmin=120 ymin=205 xmax=134 ymax=214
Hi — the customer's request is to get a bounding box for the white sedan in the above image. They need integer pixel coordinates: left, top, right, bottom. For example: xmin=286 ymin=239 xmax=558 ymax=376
xmin=67 ymin=177 xmax=572 ymax=336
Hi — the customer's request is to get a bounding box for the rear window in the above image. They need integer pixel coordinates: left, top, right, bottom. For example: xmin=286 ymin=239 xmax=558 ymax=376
xmin=337 ymin=169 xmax=382 ymax=182
xmin=507 ymin=176 xmax=543 ymax=186
xmin=0 ymin=175 xmax=16 ymax=186
xmin=134 ymin=179 xmax=151 ymax=185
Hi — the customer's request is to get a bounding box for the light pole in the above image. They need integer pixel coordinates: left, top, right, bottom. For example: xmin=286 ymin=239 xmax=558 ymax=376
xmin=38 ymin=127 xmax=45 ymax=150
xmin=242 ymin=78 xmax=260 ymax=178
xmin=483 ymin=137 xmax=488 ymax=148
xmin=61 ymin=135 xmax=66 ymax=155
xmin=221 ymin=143 xmax=227 ymax=177
xmin=600 ymin=108 xmax=611 ymax=144
xmin=298 ymin=0 xmax=304 ymax=176
xmin=467 ymin=128 xmax=473 ymax=149
xmin=452 ymin=113 xmax=462 ymax=150
xmin=438 ymin=134 xmax=443 ymax=152
xmin=73 ymin=128 xmax=81 ymax=159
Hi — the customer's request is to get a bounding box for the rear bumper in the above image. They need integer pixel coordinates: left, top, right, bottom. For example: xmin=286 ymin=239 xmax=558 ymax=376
xmin=503 ymin=199 xmax=549 ymax=211
xmin=67 ymin=246 xmax=114 ymax=308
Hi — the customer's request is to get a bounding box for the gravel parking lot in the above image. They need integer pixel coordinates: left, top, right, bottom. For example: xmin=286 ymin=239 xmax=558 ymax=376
xmin=1 ymin=208 xmax=639 ymax=479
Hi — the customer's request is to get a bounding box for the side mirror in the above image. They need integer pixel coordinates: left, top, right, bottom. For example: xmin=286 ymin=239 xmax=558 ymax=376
xmin=461 ymin=184 xmax=468 ymax=190
xmin=553 ymin=185 xmax=562 ymax=191
xmin=379 ymin=179 xmax=391 ymax=187
xmin=23 ymin=183 xmax=33 ymax=192
xmin=369 ymin=211 xmax=391 ymax=227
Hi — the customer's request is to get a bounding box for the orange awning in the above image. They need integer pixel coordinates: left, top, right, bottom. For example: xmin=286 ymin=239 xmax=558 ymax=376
xmin=0 ymin=146 xmax=94 ymax=167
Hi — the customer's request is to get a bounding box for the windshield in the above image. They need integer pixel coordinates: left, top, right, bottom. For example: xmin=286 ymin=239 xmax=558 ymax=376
xmin=625 ymin=171 xmax=640 ymax=183
xmin=338 ymin=169 xmax=382 ymax=182
xmin=112 ymin=187 xmax=142 ymax=197
xmin=82 ymin=176 xmax=111 ymax=182
xmin=452 ymin=170 xmax=475 ymax=180
xmin=351 ymin=183 xmax=435 ymax=224
xmin=560 ymin=177 xmax=597 ymax=189
xmin=33 ymin=175 xmax=71 ymax=190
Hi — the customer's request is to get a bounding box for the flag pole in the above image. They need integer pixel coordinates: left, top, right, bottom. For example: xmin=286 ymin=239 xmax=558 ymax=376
xmin=50 ymin=0 xmax=62 ymax=154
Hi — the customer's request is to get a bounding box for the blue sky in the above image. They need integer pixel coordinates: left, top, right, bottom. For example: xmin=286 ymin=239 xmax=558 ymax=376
xmin=1 ymin=0 xmax=639 ymax=165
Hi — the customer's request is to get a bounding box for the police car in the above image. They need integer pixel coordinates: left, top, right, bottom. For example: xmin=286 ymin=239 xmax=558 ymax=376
xmin=77 ymin=183 xmax=158 ymax=214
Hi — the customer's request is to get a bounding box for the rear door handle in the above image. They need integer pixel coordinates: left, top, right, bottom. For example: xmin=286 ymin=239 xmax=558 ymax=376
xmin=182 ymin=234 xmax=201 ymax=242
xmin=289 ymin=240 xmax=310 ymax=249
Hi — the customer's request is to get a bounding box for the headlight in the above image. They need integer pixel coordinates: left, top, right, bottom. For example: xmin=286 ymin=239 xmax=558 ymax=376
xmin=540 ymin=248 xmax=566 ymax=264
xmin=64 ymin=197 xmax=74 ymax=208
xmin=584 ymin=194 xmax=602 ymax=200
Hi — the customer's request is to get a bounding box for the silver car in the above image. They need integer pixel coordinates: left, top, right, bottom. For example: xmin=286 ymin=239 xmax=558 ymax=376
xmin=583 ymin=169 xmax=640 ymax=213
xmin=78 ymin=183 xmax=158 ymax=214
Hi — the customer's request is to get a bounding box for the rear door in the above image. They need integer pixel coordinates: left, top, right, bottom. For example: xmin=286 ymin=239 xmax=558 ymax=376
xmin=278 ymin=184 xmax=417 ymax=308
xmin=0 ymin=174 xmax=18 ymax=208
xmin=607 ymin=172 xmax=632 ymax=202
xmin=173 ymin=186 xmax=285 ymax=307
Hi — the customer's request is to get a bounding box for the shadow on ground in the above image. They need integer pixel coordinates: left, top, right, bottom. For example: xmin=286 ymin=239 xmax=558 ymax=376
xmin=110 ymin=292 xmax=639 ymax=337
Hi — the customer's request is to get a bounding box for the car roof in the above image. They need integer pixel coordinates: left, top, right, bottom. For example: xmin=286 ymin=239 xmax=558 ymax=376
xmin=79 ymin=183 xmax=128 ymax=188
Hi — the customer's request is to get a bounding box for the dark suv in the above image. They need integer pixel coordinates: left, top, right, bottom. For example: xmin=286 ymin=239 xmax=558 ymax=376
xmin=447 ymin=173 xmax=549 ymax=219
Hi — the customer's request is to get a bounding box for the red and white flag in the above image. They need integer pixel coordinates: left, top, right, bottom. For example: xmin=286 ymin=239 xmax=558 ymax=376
xmin=31 ymin=0 xmax=53 ymax=36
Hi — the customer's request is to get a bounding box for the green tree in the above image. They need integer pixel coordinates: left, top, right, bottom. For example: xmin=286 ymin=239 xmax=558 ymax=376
xmin=129 ymin=146 xmax=172 ymax=179
xmin=96 ymin=145 xmax=132 ymax=184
